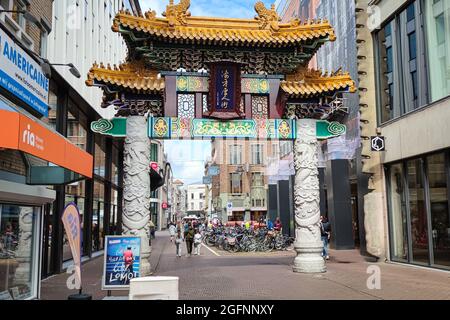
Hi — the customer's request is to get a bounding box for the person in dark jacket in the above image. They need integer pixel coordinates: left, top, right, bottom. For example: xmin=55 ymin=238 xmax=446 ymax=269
xmin=320 ymin=216 xmax=331 ymax=260
xmin=185 ymin=224 xmax=195 ymax=256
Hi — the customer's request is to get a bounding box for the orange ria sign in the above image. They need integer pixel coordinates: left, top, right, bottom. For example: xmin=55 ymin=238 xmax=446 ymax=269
xmin=0 ymin=110 xmax=93 ymax=178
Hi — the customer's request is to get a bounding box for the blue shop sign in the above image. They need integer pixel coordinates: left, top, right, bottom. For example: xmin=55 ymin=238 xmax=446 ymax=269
xmin=0 ymin=28 xmax=49 ymax=117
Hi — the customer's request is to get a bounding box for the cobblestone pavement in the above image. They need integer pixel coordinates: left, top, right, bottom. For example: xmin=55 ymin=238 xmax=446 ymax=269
xmin=41 ymin=231 xmax=450 ymax=300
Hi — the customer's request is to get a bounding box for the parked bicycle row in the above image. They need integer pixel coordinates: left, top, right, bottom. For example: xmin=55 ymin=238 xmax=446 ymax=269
xmin=202 ymin=226 xmax=294 ymax=253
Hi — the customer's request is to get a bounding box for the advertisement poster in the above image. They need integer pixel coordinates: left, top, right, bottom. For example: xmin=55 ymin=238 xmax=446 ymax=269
xmin=0 ymin=28 xmax=49 ymax=116
xmin=102 ymin=236 xmax=141 ymax=290
xmin=61 ymin=203 xmax=82 ymax=289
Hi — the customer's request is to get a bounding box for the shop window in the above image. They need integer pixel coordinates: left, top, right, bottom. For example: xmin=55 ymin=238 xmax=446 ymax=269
xmin=407 ymin=159 xmax=430 ymax=264
xmin=425 ymin=0 xmax=450 ymax=102
xmin=426 ymin=153 xmax=450 ymax=268
xmin=64 ymin=180 xmax=86 ymax=261
xmin=388 ymin=163 xmax=409 ymax=262
xmin=92 ymin=180 xmax=105 ymax=252
xmin=0 ymin=204 xmax=40 ymax=300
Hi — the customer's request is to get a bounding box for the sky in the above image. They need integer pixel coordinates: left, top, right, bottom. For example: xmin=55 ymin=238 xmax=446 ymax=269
xmin=164 ymin=140 xmax=211 ymax=186
xmin=140 ymin=0 xmax=278 ymax=19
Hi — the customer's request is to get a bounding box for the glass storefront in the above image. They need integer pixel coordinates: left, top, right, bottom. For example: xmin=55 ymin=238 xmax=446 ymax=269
xmin=388 ymin=163 xmax=408 ymax=261
xmin=93 ymin=180 xmax=105 ymax=252
xmin=426 ymin=153 xmax=450 ymax=267
xmin=387 ymin=150 xmax=450 ymax=269
xmin=0 ymin=204 xmax=40 ymax=300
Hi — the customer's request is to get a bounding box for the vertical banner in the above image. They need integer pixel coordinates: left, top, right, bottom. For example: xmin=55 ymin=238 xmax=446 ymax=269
xmin=207 ymin=62 xmax=242 ymax=119
xmin=102 ymin=236 xmax=141 ymax=290
xmin=61 ymin=203 xmax=82 ymax=289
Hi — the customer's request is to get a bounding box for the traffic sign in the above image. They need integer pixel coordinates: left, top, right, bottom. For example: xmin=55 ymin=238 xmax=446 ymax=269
xmin=208 ymin=165 xmax=220 ymax=176
xmin=203 ymin=176 xmax=212 ymax=184
xmin=371 ymin=136 xmax=385 ymax=152
xmin=226 ymin=202 xmax=233 ymax=216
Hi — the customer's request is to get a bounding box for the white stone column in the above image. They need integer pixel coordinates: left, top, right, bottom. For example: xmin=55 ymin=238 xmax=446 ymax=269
xmin=122 ymin=115 xmax=152 ymax=276
xmin=13 ymin=207 xmax=33 ymax=285
xmin=293 ymin=119 xmax=326 ymax=273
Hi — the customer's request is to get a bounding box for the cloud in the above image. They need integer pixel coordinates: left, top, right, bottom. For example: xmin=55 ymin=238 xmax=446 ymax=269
xmin=140 ymin=0 xmax=275 ymax=18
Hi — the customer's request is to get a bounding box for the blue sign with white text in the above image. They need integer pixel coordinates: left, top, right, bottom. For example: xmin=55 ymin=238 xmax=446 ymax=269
xmin=0 ymin=28 xmax=49 ymax=116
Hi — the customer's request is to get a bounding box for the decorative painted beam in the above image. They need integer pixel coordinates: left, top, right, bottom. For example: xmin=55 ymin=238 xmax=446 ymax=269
xmin=91 ymin=117 xmax=346 ymax=141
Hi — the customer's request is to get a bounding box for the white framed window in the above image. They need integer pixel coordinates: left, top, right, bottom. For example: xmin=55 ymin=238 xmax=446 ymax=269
xmin=251 ymin=144 xmax=264 ymax=165
xmin=229 ymin=145 xmax=242 ymax=165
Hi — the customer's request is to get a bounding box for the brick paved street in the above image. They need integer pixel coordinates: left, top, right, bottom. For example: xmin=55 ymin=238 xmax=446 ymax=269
xmin=41 ymin=231 xmax=450 ymax=300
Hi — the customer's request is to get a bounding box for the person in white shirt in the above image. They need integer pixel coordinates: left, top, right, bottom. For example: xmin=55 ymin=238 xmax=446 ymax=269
xmin=193 ymin=229 xmax=202 ymax=256
xmin=175 ymin=230 xmax=183 ymax=258
xmin=169 ymin=222 xmax=177 ymax=242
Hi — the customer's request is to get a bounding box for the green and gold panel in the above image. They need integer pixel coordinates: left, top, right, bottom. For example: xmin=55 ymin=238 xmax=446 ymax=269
xmin=148 ymin=118 xmax=297 ymax=140
xmin=176 ymin=76 xmax=270 ymax=94
xmin=176 ymin=76 xmax=209 ymax=92
xmin=241 ymin=78 xmax=270 ymax=94
xmin=92 ymin=118 xmax=346 ymax=141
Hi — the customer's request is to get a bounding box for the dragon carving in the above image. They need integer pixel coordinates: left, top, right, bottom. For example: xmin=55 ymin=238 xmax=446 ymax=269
xmin=254 ymin=2 xmax=280 ymax=31
xmin=163 ymin=0 xmax=191 ymax=27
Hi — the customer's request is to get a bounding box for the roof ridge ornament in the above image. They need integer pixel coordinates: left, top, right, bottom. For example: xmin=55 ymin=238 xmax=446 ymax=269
xmin=254 ymin=1 xmax=280 ymax=31
xmin=162 ymin=0 xmax=191 ymax=27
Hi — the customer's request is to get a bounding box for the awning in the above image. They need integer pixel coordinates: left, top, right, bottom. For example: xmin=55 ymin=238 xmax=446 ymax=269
xmin=0 ymin=100 xmax=93 ymax=182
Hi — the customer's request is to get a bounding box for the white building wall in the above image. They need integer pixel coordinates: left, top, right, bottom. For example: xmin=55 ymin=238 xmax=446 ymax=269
xmin=47 ymin=0 xmax=128 ymax=119
xmin=187 ymin=185 xmax=206 ymax=213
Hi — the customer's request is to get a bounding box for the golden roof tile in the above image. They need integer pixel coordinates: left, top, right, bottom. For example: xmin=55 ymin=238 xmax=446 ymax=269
xmin=112 ymin=1 xmax=336 ymax=47
xmin=281 ymin=68 xmax=357 ymax=97
xmin=86 ymin=60 xmax=165 ymax=92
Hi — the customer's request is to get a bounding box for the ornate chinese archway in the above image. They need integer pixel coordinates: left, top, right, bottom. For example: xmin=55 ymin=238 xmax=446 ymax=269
xmin=86 ymin=0 xmax=356 ymax=275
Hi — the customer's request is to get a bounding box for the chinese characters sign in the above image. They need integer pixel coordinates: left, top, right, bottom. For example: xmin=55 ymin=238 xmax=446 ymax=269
xmin=208 ymin=62 xmax=241 ymax=119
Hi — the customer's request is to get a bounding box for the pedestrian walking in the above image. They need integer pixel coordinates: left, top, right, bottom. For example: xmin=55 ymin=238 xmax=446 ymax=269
xmin=183 ymin=221 xmax=189 ymax=238
xmin=185 ymin=224 xmax=195 ymax=256
xmin=193 ymin=229 xmax=202 ymax=256
xmin=320 ymin=216 xmax=331 ymax=260
xmin=169 ymin=222 xmax=177 ymax=242
xmin=175 ymin=230 xmax=183 ymax=258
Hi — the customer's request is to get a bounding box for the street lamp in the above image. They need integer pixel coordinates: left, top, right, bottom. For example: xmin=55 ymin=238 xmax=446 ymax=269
xmin=0 ymin=10 xmax=43 ymax=29
xmin=47 ymin=62 xmax=81 ymax=79
xmin=41 ymin=60 xmax=81 ymax=79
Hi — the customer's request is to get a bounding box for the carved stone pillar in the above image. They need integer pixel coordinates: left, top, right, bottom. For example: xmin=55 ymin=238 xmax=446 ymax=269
xmin=123 ymin=116 xmax=151 ymax=276
xmin=13 ymin=206 xmax=34 ymax=285
xmin=293 ymin=119 xmax=326 ymax=273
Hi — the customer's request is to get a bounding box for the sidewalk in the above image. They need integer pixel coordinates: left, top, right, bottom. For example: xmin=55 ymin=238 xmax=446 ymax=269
xmin=40 ymin=231 xmax=450 ymax=300
xmin=40 ymin=232 xmax=168 ymax=300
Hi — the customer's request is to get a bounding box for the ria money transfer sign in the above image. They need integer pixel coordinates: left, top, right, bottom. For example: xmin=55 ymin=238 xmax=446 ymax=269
xmin=102 ymin=236 xmax=141 ymax=290
xmin=0 ymin=28 xmax=49 ymax=116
